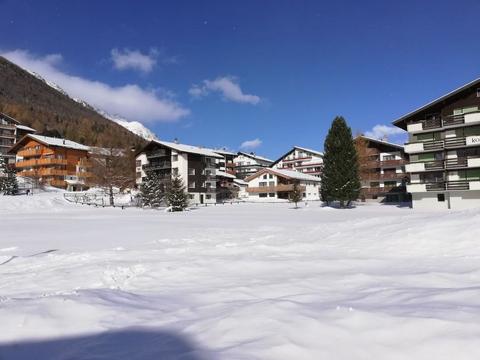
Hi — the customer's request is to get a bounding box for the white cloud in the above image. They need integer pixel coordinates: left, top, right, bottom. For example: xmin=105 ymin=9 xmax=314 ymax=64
xmin=190 ymin=76 xmax=260 ymax=105
xmin=240 ymin=138 xmax=262 ymax=149
xmin=365 ymin=124 xmax=406 ymax=141
xmin=2 ymin=49 xmax=190 ymax=123
xmin=111 ymin=48 xmax=157 ymax=73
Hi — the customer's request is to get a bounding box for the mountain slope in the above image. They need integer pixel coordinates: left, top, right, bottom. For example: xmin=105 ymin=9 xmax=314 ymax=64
xmin=0 ymin=56 xmax=146 ymax=149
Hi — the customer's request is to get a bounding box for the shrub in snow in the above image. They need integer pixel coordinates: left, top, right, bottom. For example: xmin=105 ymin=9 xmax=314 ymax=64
xmin=166 ymin=175 xmax=189 ymax=212
xmin=289 ymin=181 xmax=303 ymax=209
xmin=0 ymin=157 xmax=18 ymax=195
xmin=140 ymin=170 xmax=165 ymax=208
xmin=321 ymin=116 xmax=360 ymax=208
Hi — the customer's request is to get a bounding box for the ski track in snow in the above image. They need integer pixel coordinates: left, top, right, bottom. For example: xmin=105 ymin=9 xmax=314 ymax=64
xmin=1 ymin=193 xmax=480 ymax=359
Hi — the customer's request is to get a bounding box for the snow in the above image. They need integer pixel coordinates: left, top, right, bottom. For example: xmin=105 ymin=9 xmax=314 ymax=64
xmin=1 ymin=193 xmax=480 ymax=359
xmin=23 ymin=134 xmax=90 ymax=151
xmin=154 ymin=140 xmax=224 ymax=159
xmin=269 ymin=168 xmax=321 ymax=181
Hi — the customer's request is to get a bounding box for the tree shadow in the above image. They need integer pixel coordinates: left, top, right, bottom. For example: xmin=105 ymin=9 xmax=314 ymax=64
xmin=0 ymin=327 xmax=213 ymax=360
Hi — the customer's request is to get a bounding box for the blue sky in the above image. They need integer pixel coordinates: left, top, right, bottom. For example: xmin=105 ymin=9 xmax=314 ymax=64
xmin=2 ymin=0 xmax=480 ymax=159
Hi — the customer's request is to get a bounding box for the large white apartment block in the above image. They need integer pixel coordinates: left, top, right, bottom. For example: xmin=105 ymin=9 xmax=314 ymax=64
xmin=233 ymin=152 xmax=273 ymax=179
xmin=0 ymin=112 xmax=36 ymax=164
xmin=245 ymin=168 xmax=321 ymax=201
xmin=393 ymin=78 xmax=480 ymax=210
xmin=270 ymin=146 xmax=323 ymax=177
xmin=136 ymin=140 xmax=223 ymax=205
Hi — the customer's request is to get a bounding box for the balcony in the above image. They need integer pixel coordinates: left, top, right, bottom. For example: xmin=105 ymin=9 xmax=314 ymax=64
xmin=365 ymin=172 xmax=407 ymax=180
xmin=146 ymin=150 xmax=168 ymax=158
xmin=15 ymin=158 xmax=69 ymax=168
xmin=361 ymin=186 xmax=405 ymax=195
xmin=366 ymin=159 xmax=408 ymax=168
xmin=405 ymin=160 xmax=444 ymax=173
xmin=407 ymin=180 xmax=480 ymax=193
xmin=0 ymin=123 xmax=15 ymax=131
xmin=405 ymin=140 xmax=444 ymax=154
xmin=246 ymin=184 xmax=306 ymax=193
xmin=282 ymin=156 xmax=312 ymax=163
xmin=406 ymin=112 xmax=480 ymax=133
xmin=143 ymin=162 xmax=171 ymax=171
xmin=17 ymin=148 xmax=45 ymax=157
xmin=38 ymin=168 xmax=69 ymax=176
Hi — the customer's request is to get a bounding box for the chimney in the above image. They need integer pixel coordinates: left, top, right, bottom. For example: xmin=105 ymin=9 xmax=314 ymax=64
xmin=63 ymin=139 xmax=65 ymax=145
xmin=173 ymin=137 xmax=179 ymax=144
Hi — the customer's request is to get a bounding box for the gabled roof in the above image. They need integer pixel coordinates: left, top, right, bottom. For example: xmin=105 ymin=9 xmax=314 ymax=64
xmin=8 ymin=134 xmax=90 ymax=153
xmin=0 ymin=112 xmax=20 ymax=125
xmin=354 ymin=135 xmax=404 ymax=151
xmin=245 ymin=167 xmax=321 ymax=183
xmin=15 ymin=124 xmax=36 ymax=132
xmin=209 ymin=148 xmax=237 ymax=156
xmin=237 ymin=151 xmax=273 ymax=163
xmin=138 ymin=140 xmax=224 ymax=158
xmin=392 ymin=78 xmax=480 ymax=130
xmin=216 ymin=170 xmax=236 ymax=179
xmin=270 ymin=145 xmax=323 ymax=167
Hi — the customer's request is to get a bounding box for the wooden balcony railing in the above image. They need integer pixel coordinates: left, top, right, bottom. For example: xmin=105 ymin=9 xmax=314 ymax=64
xmin=364 ymin=172 xmax=407 ymax=180
xmin=15 ymin=158 xmax=68 ymax=168
xmin=38 ymin=168 xmax=69 ymax=176
xmin=361 ymin=186 xmax=405 ymax=195
xmin=49 ymin=179 xmax=67 ymax=188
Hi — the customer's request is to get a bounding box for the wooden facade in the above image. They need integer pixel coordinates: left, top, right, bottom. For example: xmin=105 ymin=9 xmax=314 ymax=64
xmin=9 ymin=135 xmax=90 ymax=189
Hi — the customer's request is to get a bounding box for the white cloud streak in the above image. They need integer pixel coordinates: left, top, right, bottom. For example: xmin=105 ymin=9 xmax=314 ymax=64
xmin=240 ymin=138 xmax=262 ymax=149
xmin=190 ymin=76 xmax=260 ymax=105
xmin=111 ymin=48 xmax=157 ymax=73
xmin=2 ymin=49 xmax=190 ymax=123
xmin=365 ymin=124 xmax=406 ymax=141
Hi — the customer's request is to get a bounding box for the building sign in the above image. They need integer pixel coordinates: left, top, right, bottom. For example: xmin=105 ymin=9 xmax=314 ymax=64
xmin=467 ymin=136 xmax=480 ymax=146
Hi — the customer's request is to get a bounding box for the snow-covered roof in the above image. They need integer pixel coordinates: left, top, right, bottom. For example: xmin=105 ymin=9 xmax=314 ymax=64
xmin=154 ymin=140 xmax=224 ymax=158
xmin=271 ymin=169 xmax=321 ymax=182
xmin=210 ymin=148 xmax=237 ymax=156
xmin=392 ymin=77 xmax=480 ymax=130
xmin=270 ymin=145 xmax=323 ymax=167
xmin=294 ymin=146 xmax=324 ymax=157
xmin=15 ymin=124 xmax=36 ymax=132
xmin=10 ymin=134 xmax=90 ymax=153
xmin=233 ymin=178 xmax=248 ymax=186
xmin=246 ymin=168 xmax=321 ymax=182
xmin=216 ymin=170 xmax=236 ymax=179
xmin=237 ymin=152 xmax=273 ymax=163
xmin=355 ymin=135 xmax=404 ymax=150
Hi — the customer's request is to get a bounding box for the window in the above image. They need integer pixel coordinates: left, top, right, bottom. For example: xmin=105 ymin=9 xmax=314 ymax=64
xmin=437 ymin=194 xmax=445 ymax=202
xmin=263 ymin=174 xmax=268 ymax=179
xmin=269 ymin=181 xmax=275 ymax=186
xmin=172 ymin=168 xmax=179 ymax=176
xmin=188 ymin=168 xmax=195 ymax=175
xmin=303 ymin=193 xmax=306 ymax=198
xmin=383 ymin=155 xmax=395 ymax=161
xmin=172 ymin=155 xmax=178 ymax=161
xmin=206 ymin=194 xmax=211 ymax=199
xmin=259 ymin=182 xmax=267 ymax=187
xmin=136 ymin=160 xmax=141 ymax=167
xmin=136 ymin=172 xmax=141 ymax=178
xmin=477 ymin=88 xmax=480 ymax=98
xmin=189 ymin=194 xmax=194 ymax=199
xmin=269 ymin=174 xmax=273 ymax=179
xmin=269 ymin=193 xmax=275 ymax=197
xmin=189 ymin=181 xmax=195 ymax=188
xmin=259 ymin=193 xmax=268 ymax=197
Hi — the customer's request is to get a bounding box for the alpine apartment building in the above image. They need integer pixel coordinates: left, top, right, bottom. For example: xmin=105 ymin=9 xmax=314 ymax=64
xmin=9 ymin=134 xmax=91 ymax=190
xmin=136 ymin=140 xmax=224 ymax=204
xmin=245 ymin=168 xmax=321 ymax=201
xmin=0 ymin=112 xmax=36 ymax=164
xmin=270 ymin=146 xmax=323 ymax=177
xmin=354 ymin=136 xmax=409 ymax=202
xmin=233 ymin=152 xmax=273 ymax=179
xmin=393 ymin=78 xmax=480 ymax=210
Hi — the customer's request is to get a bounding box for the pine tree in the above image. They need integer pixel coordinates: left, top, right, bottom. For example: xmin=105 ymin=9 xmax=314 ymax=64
xmin=166 ymin=175 xmax=189 ymax=212
xmin=0 ymin=157 xmax=18 ymax=196
xmin=321 ymin=116 xmax=360 ymax=207
xmin=140 ymin=171 xmax=165 ymax=208
xmin=289 ymin=181 xmax=303 ymax=208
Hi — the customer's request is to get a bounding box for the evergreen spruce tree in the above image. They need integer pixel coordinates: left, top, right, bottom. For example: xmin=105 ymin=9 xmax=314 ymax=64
xmin=140 ymin=171 xmax=165 ymax=208
xmin=0 ymin=157 xmax=18 ymax=196
xmin=289 ymin=181 xmax=303 ymax=209
xmin=320 ymin=116 xmax=360 ymax=207
xmin=166 ymin=175 xmax=189 ymax=212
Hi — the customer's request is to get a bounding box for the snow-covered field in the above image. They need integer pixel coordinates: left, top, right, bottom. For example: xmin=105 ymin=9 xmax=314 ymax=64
xmin=1 ymin=193 xmax=480 ymax=359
